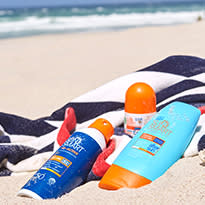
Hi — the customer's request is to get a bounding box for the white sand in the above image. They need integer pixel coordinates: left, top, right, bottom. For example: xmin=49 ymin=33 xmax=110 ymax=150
xmin=0 ymin=156 xmax=204 ymax=204
xmin=0 ymin=21 xmax=205 ymax=204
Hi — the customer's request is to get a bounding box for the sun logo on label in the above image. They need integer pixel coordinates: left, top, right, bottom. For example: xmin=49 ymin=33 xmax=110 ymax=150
xmin=48 ymin=178 xmax=56 ymax=186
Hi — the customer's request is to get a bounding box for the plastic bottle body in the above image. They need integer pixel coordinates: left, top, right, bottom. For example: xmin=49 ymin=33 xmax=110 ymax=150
xmin=124 ymin=112 xmax=156 ymax=136
xmin=18 ymin=128 xmax=106 ymax=199
xmin=99 ymin=102 xmax=201 ymax=190
xmin=124 ymin=82 xmax=156 ymax=137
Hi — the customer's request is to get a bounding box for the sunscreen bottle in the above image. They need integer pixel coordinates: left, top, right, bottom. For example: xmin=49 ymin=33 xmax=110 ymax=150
xmin=124 ymin=82 xmax=156 ymax=137
xmin=18 ymin=118 xmax=114 ymax=199
xmin=99 ymin=102 xmax=200 ymax=190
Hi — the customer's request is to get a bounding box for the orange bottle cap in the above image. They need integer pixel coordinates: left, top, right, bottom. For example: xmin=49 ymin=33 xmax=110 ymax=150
xmin=125 ymin=82 xmax=156 ymax=114
xmin=99 ymin=164 xmax=151 ymax=190
xmin=89 ymin=118 xmax=114 ymax=144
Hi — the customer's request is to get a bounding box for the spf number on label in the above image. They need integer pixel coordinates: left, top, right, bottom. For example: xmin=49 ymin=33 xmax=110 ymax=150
xmin=62 ymin=159 xmax=70 ymax=166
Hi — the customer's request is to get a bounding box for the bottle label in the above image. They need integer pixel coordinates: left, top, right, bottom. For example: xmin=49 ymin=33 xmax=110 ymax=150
xmin=124 ymin=112 xmax=156 ymax=137
xmin=132 ymin=133 xmax=165 ymax=156
xmin=41 ymin=134 xmax=87 ymax=177
xmin=20 ymin=131 xmax=102 ymax=199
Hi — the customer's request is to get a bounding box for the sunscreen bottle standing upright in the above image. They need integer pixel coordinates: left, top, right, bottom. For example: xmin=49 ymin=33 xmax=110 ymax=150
xmin=18 ymin=118 xmax=114 ymax=199
xmin=99 ymin=102 xmax=201 ymax=190
xmin=124 ymin=82 xmax=156 ymax=137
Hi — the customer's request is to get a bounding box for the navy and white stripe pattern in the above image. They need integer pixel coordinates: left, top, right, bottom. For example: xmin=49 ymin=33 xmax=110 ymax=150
xmin=0 ymin=55 xmax=204 ymax=176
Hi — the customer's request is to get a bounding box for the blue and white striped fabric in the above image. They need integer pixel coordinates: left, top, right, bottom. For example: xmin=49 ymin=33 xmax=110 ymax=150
xmin=0 ymin=55 xmax=204 ymax=176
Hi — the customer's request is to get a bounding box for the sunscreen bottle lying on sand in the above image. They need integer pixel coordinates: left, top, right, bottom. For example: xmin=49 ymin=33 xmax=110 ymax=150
xmin=124 ymin=82 xmax=156 ymax=137
xmin=99 ymin=102 xmax=201 ymax=190
xmin=18 ymin=118 xmax=114 ymax=199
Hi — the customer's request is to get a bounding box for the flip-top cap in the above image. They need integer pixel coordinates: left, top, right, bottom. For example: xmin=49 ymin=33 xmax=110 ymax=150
xmin=89 ymin=118 xmax=114 ymax=143
xmin=125 ymin=82 xmax=156 ymax=114
xmin=99 ymin=164 xmax=151 ymax=190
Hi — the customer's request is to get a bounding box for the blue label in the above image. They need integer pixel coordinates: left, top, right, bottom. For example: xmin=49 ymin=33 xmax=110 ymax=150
xmin=153 ymin=137 xmax=164 ymax=145
xmin=21 ymin=131 xmax=102 ymax=199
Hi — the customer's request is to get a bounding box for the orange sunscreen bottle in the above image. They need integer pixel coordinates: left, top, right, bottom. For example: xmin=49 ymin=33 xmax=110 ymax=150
xmin=124 ymin=82 xmax=156 ymax=137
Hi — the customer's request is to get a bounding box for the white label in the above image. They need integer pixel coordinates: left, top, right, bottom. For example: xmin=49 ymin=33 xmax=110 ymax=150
xmin=124 ymin=112 xmax=156 ymax=137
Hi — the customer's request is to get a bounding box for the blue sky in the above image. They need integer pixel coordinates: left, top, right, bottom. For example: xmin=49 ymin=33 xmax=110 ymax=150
xmin=0 ymin=0 xmax=197 ymax=9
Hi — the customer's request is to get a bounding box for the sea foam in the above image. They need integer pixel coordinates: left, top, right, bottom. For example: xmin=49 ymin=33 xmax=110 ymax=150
xmin=0 ymin=3 xmax=204 ymax=38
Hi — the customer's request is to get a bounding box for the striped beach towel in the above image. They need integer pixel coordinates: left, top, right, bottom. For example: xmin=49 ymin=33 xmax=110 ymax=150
xmin=0 ymin=55 xmax=204 ymax=177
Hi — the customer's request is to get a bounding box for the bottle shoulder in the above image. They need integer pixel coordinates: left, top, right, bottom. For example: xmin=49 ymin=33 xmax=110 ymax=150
xmin=75 ymin=128 xmax=106 ymax=150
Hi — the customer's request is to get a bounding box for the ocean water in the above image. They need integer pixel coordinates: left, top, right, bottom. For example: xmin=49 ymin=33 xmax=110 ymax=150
xmin=0 ymin=1 xmax=204 ymax=39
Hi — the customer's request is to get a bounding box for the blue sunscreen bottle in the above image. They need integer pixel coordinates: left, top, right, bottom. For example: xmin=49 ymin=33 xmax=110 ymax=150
xmin=99 ymin=102 xmax=201 ymax=190
xmin=18 ymin=118 xmax=114 ymax=199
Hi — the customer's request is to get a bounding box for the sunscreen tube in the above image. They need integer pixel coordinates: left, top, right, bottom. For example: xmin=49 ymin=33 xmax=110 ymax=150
xmin=18 ymin=118 xmax=114 ymax=199
xmin=124 ymin=82 xmax=156 ymax=137
xmin=99 ymin=102 xmax=201 ymax=190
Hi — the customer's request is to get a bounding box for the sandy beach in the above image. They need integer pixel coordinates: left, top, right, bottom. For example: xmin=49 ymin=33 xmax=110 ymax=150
xmin=0 ymin=21 xmax=205 ymax=204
